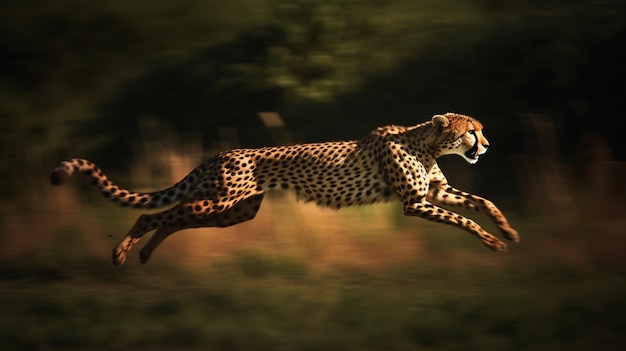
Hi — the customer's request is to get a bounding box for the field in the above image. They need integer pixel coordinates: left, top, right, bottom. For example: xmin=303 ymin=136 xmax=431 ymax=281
xmin=2 ymin=183 xmax=625 ymax=350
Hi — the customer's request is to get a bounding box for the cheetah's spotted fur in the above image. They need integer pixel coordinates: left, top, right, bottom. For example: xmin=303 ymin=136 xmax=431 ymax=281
xmin=51 ymin=113 xmax=519 ymax=265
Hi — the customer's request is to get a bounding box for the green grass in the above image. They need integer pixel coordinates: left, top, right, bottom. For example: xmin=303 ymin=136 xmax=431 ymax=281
xmin=1 ymin=249 xmax=624 ymax=351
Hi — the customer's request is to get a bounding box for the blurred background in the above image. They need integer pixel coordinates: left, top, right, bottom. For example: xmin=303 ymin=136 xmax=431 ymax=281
xmin=1 ymin=0 xmax=625 ymax=350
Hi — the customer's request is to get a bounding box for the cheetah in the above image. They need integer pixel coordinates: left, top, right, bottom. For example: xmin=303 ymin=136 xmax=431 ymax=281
xmin=50 ymin=113 xmax=519 ymax=265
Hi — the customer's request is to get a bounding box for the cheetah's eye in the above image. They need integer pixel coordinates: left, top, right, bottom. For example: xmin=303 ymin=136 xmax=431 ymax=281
xmin=468 ymin=130 xmax=476 ymax=136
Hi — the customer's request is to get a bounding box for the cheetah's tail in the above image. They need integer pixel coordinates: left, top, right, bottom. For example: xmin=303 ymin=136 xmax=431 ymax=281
xmin=50 ymin=158 xmax=196 ymax=209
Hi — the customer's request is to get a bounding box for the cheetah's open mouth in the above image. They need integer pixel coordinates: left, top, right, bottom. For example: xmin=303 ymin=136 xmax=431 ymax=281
xmin=465 ymin=140 xmax=479 ymax=161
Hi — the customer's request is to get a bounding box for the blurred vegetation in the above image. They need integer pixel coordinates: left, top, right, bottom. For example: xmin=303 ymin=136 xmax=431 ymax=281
xmin=1 ymin=0 xmax=626 ymax=350
xmin=0 ymin=0 xmax=624 ymax=200
xmin=2 ymin=1 xmax=625 ymax=168
xmin=2 ymin=252 xmax=625 ymax=351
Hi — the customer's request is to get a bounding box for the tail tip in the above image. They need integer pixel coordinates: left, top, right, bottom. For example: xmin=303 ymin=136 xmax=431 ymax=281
xmin=50 ymin=170 xmax=68 ymax=186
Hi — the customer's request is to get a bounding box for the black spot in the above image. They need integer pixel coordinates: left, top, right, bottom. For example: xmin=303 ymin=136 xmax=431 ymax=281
xmin=50 ymin=170 xmax=68 ymax=185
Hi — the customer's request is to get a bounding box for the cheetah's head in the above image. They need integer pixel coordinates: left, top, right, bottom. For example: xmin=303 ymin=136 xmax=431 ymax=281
xmin=432 ymin=113 xmax=490 ymax=164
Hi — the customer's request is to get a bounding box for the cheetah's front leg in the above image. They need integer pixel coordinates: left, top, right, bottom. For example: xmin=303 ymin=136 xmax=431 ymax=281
xmin=381 ymin=145 xmax=508 ymax=251
xmin=404 ymin=198 xmax=508 ymax=251
xmin=427 ymin=182 xmax=519 ymax=243
xmin=426 ymin=164 xmax=519 ymax=242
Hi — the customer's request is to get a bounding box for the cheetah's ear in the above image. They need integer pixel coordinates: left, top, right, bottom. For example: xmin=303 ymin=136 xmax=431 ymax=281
xmin=431 ymin=114 xmax=450 ymax=134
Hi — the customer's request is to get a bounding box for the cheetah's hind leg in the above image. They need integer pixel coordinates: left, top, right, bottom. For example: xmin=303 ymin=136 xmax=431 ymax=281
xmin=139 ymin=194 xmax=265 ymax=264
xmin=112 ymin=209 xmax=172 ymax=265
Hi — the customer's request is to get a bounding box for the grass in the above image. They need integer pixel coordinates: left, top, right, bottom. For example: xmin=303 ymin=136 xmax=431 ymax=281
xmin=1 ymin=189 xmax=625 ymax=350
xmin=2 ymin=195 xmax=625 ymax=351
xmin=1 ymin=246 xmax=625 ymax=351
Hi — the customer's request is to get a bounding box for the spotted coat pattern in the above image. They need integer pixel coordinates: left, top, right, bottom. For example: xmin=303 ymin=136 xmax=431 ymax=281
xmin=50 ymin=113 xmax=519 ymax=265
